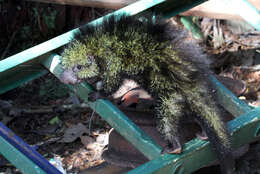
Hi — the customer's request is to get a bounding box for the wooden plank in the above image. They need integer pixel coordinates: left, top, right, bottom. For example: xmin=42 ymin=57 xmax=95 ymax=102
xmin=25 ymin=0 xmax=138 ymax=9
xmin=0 ymin=122 xmax=62 ymax=174
xmin=181 ymin=0 xmax=260 ymax=20
xmin=0 ymin=55 xmax=48 ymax=95
xmin=0 ymin=70 xmax=48 ymax=95
xmin=220 ymin=0 xmax=260 ymax=31
xmin=210 ymin=76 xmax=252 ymax=117
xmin=0 ymin=136 xmax=47 ymax=174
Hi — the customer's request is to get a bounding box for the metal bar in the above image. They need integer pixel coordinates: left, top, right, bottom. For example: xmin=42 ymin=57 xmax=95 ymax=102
xmin=220 ymin=0 xmax=260 ymax=31
xmin=210 ymin=76 xmax=252 ymax=117
xmin=41 ymin=54 xmax=162 ymax=160
xmin=0 ymin=122 xmax=62 ymax=174
xmin=0 ymin=0 xmax=166 ymax=73
xmin=127 ymin=107 xmax=260 ymax=174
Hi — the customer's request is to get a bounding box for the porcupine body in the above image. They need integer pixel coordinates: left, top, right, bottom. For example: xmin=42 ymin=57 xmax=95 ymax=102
xmin=61 ymin=14 xmax=234 ymax=173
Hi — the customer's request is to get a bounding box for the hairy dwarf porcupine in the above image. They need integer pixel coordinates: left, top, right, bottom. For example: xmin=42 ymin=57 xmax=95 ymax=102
xmin=60 ymin=14 xmax=234 ymax=173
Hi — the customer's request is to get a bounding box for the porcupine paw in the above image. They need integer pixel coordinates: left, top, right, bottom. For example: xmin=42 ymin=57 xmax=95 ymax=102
xmin=161 ymin=137 xmax=182 ymax=154
xmin=196 ymin=130 xmax=208 ymax=140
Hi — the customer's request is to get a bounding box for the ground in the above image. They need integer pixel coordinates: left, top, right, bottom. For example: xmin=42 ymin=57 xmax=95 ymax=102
xmin=0 ymin=1 xmax=260 ymax=173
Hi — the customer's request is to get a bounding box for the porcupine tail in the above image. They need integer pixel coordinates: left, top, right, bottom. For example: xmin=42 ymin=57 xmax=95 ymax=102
xmin=190 ymin=92 xmax=234 ymax=174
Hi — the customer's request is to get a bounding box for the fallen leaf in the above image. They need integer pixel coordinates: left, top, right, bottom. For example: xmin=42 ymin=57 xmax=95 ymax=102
xmin=80 ymin=135 xmax=95 ymax=149
xmin=59 ymin=123 xmax=87 ymax=143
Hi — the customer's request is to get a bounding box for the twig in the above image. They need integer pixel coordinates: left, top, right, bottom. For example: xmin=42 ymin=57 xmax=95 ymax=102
xmin=22 ymin=103 xmax=92 ymax=114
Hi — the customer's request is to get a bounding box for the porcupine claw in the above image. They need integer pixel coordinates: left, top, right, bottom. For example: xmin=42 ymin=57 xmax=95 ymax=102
xmin=161 ymin=137 xmax=182 ymax=154
xmin=196 ymin=130 xmax=208 ymax=140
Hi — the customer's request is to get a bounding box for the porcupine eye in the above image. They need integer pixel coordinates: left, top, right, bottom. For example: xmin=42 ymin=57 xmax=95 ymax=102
xmin=73 ymin=65 xmax=83 ymax=73
xmin=77 ymin=65 xmax=82 ymax=70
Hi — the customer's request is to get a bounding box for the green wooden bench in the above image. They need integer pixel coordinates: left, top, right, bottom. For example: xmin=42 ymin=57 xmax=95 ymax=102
xmin=0 ymin=0 xmax=260 ymax=173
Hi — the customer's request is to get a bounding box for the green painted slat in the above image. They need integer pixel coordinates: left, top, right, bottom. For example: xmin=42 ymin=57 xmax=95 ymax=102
xmin=90 ymin=99 xmax=162 ymax=159
xmin=159 ymin=0 xmax=207 ymax=18
xmin=127 ymin=107 xmax=260 ymax=174
xmin=0 ymin=28 xmax=78 ymax=73
xmin=0 ymin=136 xmax=46 ymax=174
xmin=210 ymin=76 xmax=252 ymax=117
xmin=0 ymin=70 xmax=48 ymax=95
xmin=0 ymin=52 xmax=50 ymax=95
xmin=221 ymin=0 xmax=260 ymax=31
xmin=0 ymin=0 xmax=166 ymax=73
xmin=41 ymin=54 xmax=162 ymax=160
xmin=180 ymin=16 xmax=204 ymax=40
xmin=0 ymin=1 xmax=255 ymax=173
